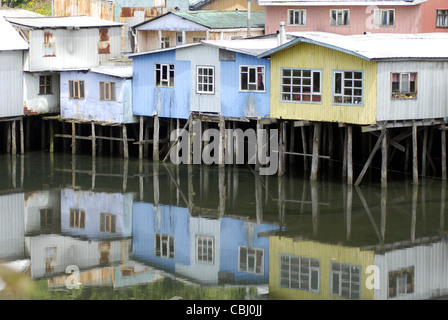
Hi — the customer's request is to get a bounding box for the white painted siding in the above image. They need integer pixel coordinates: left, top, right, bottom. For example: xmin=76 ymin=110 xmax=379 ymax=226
xmin=0 ymin=50 xmax=24 ymax=117
xmin=376 ymin=61 xmax=448 ymax=121
xmin=0 ymin=193 xmax=25 ymax=260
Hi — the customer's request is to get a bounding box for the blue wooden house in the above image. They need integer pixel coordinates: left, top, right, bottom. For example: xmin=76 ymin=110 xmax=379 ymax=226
xmin=130 ymin=37 xmax=278 ymax=120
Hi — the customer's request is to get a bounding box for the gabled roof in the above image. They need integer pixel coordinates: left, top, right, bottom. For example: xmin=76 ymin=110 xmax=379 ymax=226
xmin=5 ymin=16 xmax=123 ymax=29
xmin=0 ymin=16 xmax=28 ymax=51
xmin=133 ymin=10 xmax=265 ymax=30
xmin=89 ymin=66 xmax=133 ymax=78
xmin=202 ymin=37 xmax=289 ymax=56
xmin=258 ymin=32 xmax=448 ymax=61
xmin=258 ymin=0 xmax=428 ymax=6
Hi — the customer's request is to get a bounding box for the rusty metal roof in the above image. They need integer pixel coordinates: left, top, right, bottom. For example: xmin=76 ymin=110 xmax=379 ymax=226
xmin=5 ymin=15 xmax=123 ymax=29
xmin=0 ymin=16 xmax=28 ymax=51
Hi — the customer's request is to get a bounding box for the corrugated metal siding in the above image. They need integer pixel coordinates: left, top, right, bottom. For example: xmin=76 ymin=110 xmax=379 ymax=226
xmin=221 ymin=52 xmax=271 ymax=118
xmin=0 ymin=193 xmax=25 ymax=260
xmin=376 ymin=61 xmax=448 ymax=121
xmin=373 ymin=240 xmax=448 ymax=300
xmin=132 ymin=49 xmax=191 ymax=119
xmin=53 ymin=0 xmax=114 ymax=21
xmin=26 ymin=27 xmax=121 ymax=72
xmin=270 ymin=42 xmax=377 ymax=125
xmin=0 ymin=50 xmax=24 ymax=117
xmin=268 ymin=236 xmax=375 ymax=300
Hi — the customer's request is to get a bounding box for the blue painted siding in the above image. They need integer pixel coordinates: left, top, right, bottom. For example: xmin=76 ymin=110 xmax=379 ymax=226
xmin=220 ymin=217 xmax=278 ymax=284
xmin=132 ymin=202 xmax=190 ymax=271
xmin=132 ymin=50 xmax=191 ymax=119
xmin=60 ymin=71 xmax=134 ymax=123
xmin=221 ymin=53 xmax=271 ymax=119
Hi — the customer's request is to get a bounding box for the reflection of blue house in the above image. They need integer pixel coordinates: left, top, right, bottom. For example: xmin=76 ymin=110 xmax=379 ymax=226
xmin=132 ymin=201 xmax=279 ymax=285
xmin=60 ymin=188 xmax=133 ymax=239
xmin=130 ymin=37 xmax=277 ymax=120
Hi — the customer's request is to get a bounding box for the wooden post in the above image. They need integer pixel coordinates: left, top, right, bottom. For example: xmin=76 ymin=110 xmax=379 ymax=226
xmin=219 ymin=116 xmax=225 ymax=167
xmin=19 ymin=118 xmax=24 ymax=155
xmin=412 ymin=123 xmax=418 ymax=184
xmin=139 ymin=116 xmax=144 ymax=160
xmin=256 ymin=119 xmax=262 ymax=171
xmin=153 ymin=115 xmax=160 ymax=162
xmin=381 ymin=129 xmax=388 ymax=187
xmin=91 ymin=122 xmax=96 ymax=157
xmin=71 ymin=121 xmax=76 ymax=155
xmin=311 ymin=180 xmax=319 ymax=235
xmin=442 ymin=129 xmax=447 ymax=180
xmin=310 ymin=123 xmax=321 ymax=181
xmin=278 ymin=121 xmax=286 ymax=176
xmin=355 ymin=129 xmax=386 ymax=186
xmin=25 ymin=117 xmax=30 ymax=151
xmin=49 ymin=120 xmax=54 ymax=153
xmin=122 ymin=124 xmax=128 ymax=159
xmin=347 ymin=125 xmax=353 ymax=185
xmin=11 ymin=120 xmax=16 ymax=155
xmin=301 ymin=126 xmax=308 ymax=172
xmin=289 ymin=122 xmax=295 ymax=168
xmin=41 ymin=119 xmax=45 ymax=150
xmin=422 ymin=127 xmax=428 ymax=177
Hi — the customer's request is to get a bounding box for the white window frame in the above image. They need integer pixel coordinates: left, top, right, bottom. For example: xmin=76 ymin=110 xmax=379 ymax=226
xmin=374 ymin=9 xmax=395 ymax=27
xmin=240 ymin=65 xmax=265 ymax=92
xmin=155 ymin=63 xmax=175 ymax=87
xmin=288 ymin=9 xmax=307 ymax=26
xmin=155 ymin=233 xmax=175 ymax=259
xmin=196 ymin=66 xmax=215 ymax=94
xmin=238 ymin=246 xmax=264 ymax=275
xmin=196 ymin=235 xmax=214 ymax=265
xmin=279 ymin=254 xmax=320 ymax=293
xmin=333 ymin=70 xmax=363 ymax=105
xmin=388 ymin=267 xmax=414 ymax=298
xmin=330 ymin=9 xmax=350 ymax=26
xmin=161 ymin=36 xmax=170 ymax=49
xmin=281 ymin=68 xmax=322 ymax=103
xmin=330 ymin=262 xmax=361 ymax=300
xmin=391 ymin=72 xmax=417 ymax=99
xmin=436 ymin=9 xmax=448 ymax=28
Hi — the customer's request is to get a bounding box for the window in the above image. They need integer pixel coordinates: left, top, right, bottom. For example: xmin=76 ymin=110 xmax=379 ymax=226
xmin=391 ymin=73 xmax=417 ymax=99
xmin=99 ymin=82 xmax=116 ymax=101
xmin=330 ymin=9 xmax=350 ymax=26
xmin=69 ymin=80 xmax=85 ymax=99
xmin=240 ymin=66 xmax=265 ymax=91
xmin=155 ymin=64 xmax=175 ymax=87
xmin=193 ymin=37 xmax=205 ymax=43
xmin=281 ymin=68 xmax=321 ymax=102
xmin=69 ymin=209 xmax=85 ymax=229
xmin=288 ymin=9 xmax=306 ymax=26
xmin=436 ymin=10 xmax=448 ymax=28
xmin=155 ymin=234 xmax=174 ymax=258
xmin=45 ymin=247 xmax=57 ymax=273
xmin=197 ymin=66 xmax=215 ymax=94
xmin=374 ymin=9 xmax=395 ymax=27
xmin=239 ymin=246 xmax=264 ymax=274
xmin=161 ymin=36 xmax=170 ymax=49
xmin=39 ymin=75 xmax=52 ymax=95
xmin=280 ymin=254 xmax=320 ymax=292
xmin=197 ymin=236 xmax=214 ymax=264
xmin=100 ymin=213 xmax=116 ymax=233
xmin=331 ymin=262 xmax=361 ymax=300
xmin=40 ymin=208 xmax=53 ymax=229
xmin=388 ymin=267 xmax=414 ymax=298
xmin=333 ymin=71 xmax=363 ymax=105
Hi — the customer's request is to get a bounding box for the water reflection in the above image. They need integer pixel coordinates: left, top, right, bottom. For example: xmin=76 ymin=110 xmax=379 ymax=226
xmin=0 ymin=152 xmax=447 ymax=300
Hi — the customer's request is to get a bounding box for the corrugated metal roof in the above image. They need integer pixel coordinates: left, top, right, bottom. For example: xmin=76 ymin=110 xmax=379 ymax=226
xmin=128 ymin=42 xmax=201 ymax=58
xmin=259 ymin=32 xmax=448 ymax=60
xmin=258 ymin=0 xmax=428 ymax=6
xmin=0 ymin=16 xmax=28 ymax=51
xmin=174 ymin=10 xmax=265 ymax=29
xmin=89 ymin=66 xmax=133 ymax=78
xmin=202 ymin=37 xmax=288 ymax=56
xmin=5 ymin=15 xmax=123 ymax=29
xmin=0 ymin=8 xmax=45 ymax=17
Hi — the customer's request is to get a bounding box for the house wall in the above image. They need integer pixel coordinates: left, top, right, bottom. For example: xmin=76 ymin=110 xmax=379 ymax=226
xmin=421 ymin=0 xmax=448 ymax=32
xmin=198 ymin=0 xmax=264 ymax=11
xmin=60 ymin=188 xmax=133 ymax=240
xmin=53 ymin=0 xmax=115 ymax=21
xmin=269 ymin=42 xmax=377 ymax=125
xmin=0 ymin=193 xmax=25 ymax=260
xmin=264 ymin=5 xmax=422 ymax=35
xmin=25 ymin=27 xmax=121 ymax=72
xmin=376 ymin=61 xmax=448 ymax=121
xmin=24 ymin=190 xmax=61 ymax=235
xmin=23 ymin=72 xmax=60 ymax=115
xmin=0 ymin=50 xmax=24 ymax=118
xmin=60 ymin=71 xmax=134 ymax=123
xmin=268 ymin=236 xmax=375 ymax=300
xmin=221 ymin=52 xmax=271 ymax=118
xmin=132 ymin=49 xmax=191 ymax=119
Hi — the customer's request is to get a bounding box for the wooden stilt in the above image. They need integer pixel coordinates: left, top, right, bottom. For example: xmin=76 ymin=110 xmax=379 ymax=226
xmin=19 ymin=118 xmax=24 ymax=155
xmin=347 ymin=125 xmax=353 ymax=185
xmin=311 ymin=180 xmax=319 ymax=235
xmin=289 ymin=122 xmax=295 ymax=168
xmin=49 ymin=120 xmax=54 ymax=153
xmin=422 ymin=127 xmax=428 ymax=177
xmin=109 ymin=126 xmax=114 ymax=156
xmin=219 ymin=116 xmax=225 ymax=167
xmin=442 ymin=129 xmax=446 ymax=180
xmin=25 ymin=117 xmax=30 ymax=151
xmin=381 ymin=129 xmax=388 ymax=187
xmin=91 ymin=122 xmax=96 ymax=157
xmin=301 ymin=126 xmax=308 ymax=172
xmin=310 ymin=123 xmax=321 ymax=181
xmin=71 ymin=121 xmax=76 ymax=155
xmin=153 ymin=115 xmax=160 ymax=162
xmin=122 ymin=124 xmax=128 ymax=159
xmin=355 ymin=129 xmax=386 ymax=186
xmin=412 ymin=123 xmax=418 ymax=184
xmin=139 ymin=116 xmax=144 ymax=160
xmin=41 ymin=119 xmax=45 ymax=150
xmin=11 ymin=120 xmax=16 ymax=155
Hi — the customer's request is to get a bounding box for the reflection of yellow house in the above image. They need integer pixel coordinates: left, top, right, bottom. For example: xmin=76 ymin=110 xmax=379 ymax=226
xmin=269 ymin=236 xmax=375 ymax=300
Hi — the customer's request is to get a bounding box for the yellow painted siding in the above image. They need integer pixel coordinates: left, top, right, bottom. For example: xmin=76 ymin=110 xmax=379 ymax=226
xmin=200 ymin=0 xmax=264 ymax=11
xmin=270 ymin=43 xmax=377 ymax=125
xmin=269 ymin=236 xmax=375 ymax=300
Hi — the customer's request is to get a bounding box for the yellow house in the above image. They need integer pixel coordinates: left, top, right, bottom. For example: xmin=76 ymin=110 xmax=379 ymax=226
xmin=259 ymin=32 xmax=378 ymax=125
xmin=269 ymin=236 xmax=375 ymax=300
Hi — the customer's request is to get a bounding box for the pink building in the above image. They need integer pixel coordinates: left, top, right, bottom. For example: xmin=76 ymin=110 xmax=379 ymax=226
xmin=260 ymin=0 xmax=448 ymax=35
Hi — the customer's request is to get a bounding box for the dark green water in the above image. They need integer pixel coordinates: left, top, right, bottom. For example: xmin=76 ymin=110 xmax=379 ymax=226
xmin=0 ymin=151 xmax=447 ymax=300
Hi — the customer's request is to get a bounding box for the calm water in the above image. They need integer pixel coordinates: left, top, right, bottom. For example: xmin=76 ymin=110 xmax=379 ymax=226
xmin=0 ymin=151 xmax=447 ymax=300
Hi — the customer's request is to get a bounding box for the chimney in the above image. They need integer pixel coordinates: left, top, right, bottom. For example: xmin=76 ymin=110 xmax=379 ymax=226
xmin=278 ymin=21 xmax=287 ymax=45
